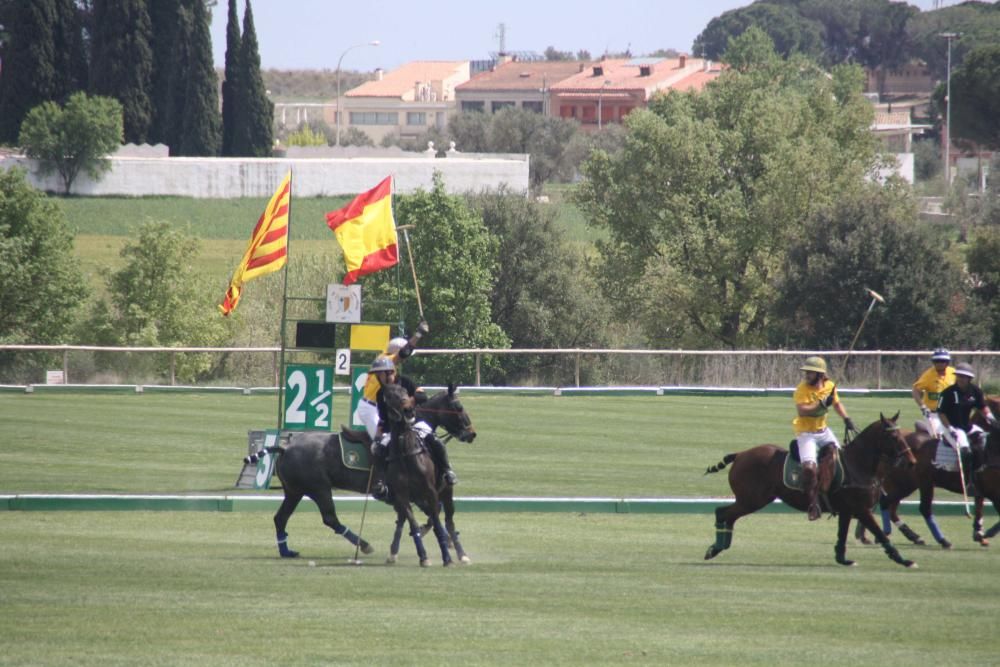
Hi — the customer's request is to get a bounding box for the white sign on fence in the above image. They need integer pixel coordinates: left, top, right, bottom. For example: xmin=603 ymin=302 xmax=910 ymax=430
xmin=46 ymin=370 xmax=65 ymax=385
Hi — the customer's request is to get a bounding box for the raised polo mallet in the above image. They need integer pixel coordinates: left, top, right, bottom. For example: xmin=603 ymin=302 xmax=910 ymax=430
xmin=840 ymin=288 xmax=885 ymax=377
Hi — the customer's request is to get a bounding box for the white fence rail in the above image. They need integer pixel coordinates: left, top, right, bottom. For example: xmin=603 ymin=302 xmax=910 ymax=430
xmin=1 ymin=345 xmax=998 ymax=389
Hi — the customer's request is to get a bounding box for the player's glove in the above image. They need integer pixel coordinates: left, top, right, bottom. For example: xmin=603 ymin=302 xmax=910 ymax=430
xmin=920 ymin=406 xmax=931 ymax=419
xmin=844 ymin=417 xmax=858 ymax=433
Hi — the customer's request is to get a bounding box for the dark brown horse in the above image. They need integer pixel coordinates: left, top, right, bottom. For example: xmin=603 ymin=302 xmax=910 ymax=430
xmin=414 ymin=384 xmax=476 ymax=563
xmin=380 ymin=383 xmax=453 ymax=566
xmin=703 ymin=413 xmax=918 ymax=568
xmin=856 ymin=396 xmax=1000 ymax=549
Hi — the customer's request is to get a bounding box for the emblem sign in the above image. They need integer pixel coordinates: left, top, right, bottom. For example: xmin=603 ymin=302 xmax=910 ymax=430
xmin=326 ymin=284 xmax=361 ymax=323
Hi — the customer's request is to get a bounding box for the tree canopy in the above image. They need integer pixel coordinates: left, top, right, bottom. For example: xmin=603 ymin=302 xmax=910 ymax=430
xmin=0 ymin=168 xmax=88 ymax=346
xmin=945 ymin=44 xmax=1000 ymax=150
xmin=18 ymin=92 xmax=124 ymax=194
xmin=576 ymin=29 xmax=879 ymax=349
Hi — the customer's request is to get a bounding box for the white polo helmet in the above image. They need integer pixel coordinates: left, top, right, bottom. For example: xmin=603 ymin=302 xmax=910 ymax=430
xmin=931 ymin=348 xmax=951 ymax=362
xmin=954 ymin=362 xmax=975 ymax=378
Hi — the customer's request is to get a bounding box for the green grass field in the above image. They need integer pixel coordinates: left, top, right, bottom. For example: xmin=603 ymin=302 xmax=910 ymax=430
xmin=2 ymin=392 xmax=996 ymax=665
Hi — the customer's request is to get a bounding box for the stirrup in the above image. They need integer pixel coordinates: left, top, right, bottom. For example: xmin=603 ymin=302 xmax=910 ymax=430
xmin=444 ymin=470 xmax=458 ymax=486
xmin=372 ymin=481 xmax=389 ymax=501
xmin=808 ymin=504 xmax=822 ymax=521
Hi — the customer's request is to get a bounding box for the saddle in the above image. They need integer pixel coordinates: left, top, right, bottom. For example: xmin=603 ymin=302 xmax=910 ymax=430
xmin=784 ymin=442 xmax=844 ymax=497
xmin=337 ymin=427 xmax=372 ymax=471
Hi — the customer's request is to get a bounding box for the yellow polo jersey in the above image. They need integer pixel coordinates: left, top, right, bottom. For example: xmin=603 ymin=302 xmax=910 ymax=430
xmin=912 ymin=365 xmax=956 ymax=410
xmin=793 ymin=379 xmax=839 ymax=434
xmin=361 ymin=351 xmax=401 ymax=402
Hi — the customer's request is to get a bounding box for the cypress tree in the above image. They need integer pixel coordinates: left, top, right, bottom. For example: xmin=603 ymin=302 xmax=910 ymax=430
xmin=232 ymin=0 xmax=273 ymax=157
xmin=0 ymin=0 xmax=76 ymax=143
xmin=221 ymin=0 xmax=242 ymax=156
xmin=176 ymin=0 xmax=220 ymax=155
xmin=162 ymin=2 xmax=192 ymax=153
xmin=90 ymin=0 xmax=154 ymax=144
xmin=147 ymin=0 xmax=181 ymax=145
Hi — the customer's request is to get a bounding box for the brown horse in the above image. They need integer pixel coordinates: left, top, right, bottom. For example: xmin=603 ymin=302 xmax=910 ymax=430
xmin=380 ymin=383 xmax=453 ymax=567
xmin=856 ymin=396 xmax=1000 ymax=549
xmin=704 ymin=413 xmax=918 ymax=568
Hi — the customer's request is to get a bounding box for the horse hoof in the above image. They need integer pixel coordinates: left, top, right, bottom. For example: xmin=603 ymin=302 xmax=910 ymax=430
xmin=914 ymin=539 xmax=926 ymax=546
xmin=939 ymin=539 xmax=953 ymax=550
xmin=385 ymin=555 xmax=397 ymax=565
xmin=420 ymin=559 xmax=431 ymax=568
xmin=361 ymin=542 xmax=374 ymax=555
xmin=280 ymin=550 xmax=300 ymax=559
xmin=443 ymin=560 xmax=453 ymax=567
xmin=857 ymin=537 xmax=872 ymax=546
xmin=704 ymin=546 xmax=722 ymax=561
xmin=836 ymin=558 xmax=856 ymax=567
xmin=904 ymin=561 xmax=918 ymax=568
xmin=459 ymin=555 xmax=472 ymax=564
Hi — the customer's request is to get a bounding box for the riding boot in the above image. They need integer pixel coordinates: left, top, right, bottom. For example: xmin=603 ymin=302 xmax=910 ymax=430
xmin=802 ymin=463 xmax=821 ymax=521
xmin=425 ymin=434 xmax=458 ymax=485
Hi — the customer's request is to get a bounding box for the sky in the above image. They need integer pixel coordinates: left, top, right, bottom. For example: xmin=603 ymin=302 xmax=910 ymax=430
xmin=209 ymin=0 xmax=946 ymax=72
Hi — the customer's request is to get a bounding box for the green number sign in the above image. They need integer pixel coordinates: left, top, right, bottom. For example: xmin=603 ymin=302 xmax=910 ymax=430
xmin=349 ymin=366 xmax=368 ymax=431
xmin=283 ymin=364 xmax=333 ymax=430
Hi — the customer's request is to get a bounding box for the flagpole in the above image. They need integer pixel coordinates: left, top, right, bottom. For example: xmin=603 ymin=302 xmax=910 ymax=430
xmin=401 ymin=226 xmax=424 ymax=321
xmin=277 ymin=170 xmax=292 ymax=429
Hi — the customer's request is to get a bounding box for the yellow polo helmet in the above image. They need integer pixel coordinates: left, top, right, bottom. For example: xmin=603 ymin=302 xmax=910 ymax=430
xmin=800 ymin=356 xmax=828 ymax=374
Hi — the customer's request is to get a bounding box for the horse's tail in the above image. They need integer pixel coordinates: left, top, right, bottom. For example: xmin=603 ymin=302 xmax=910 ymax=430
xmin=244 ymin=445 xmax=283 ymax=465
xmin=704 ymin=454 xmax=737 ymax=475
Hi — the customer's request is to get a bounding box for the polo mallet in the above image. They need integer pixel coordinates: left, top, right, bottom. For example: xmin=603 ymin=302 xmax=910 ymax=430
xmin=948 ymin=432 xmax=973 ymax=518
xmin=840 ymin=288 xmax=885 ymax=377
xmin=349 ymin=462 xmax=377 ymax=565
xmin=398 ymin=225 xmax=424 ymax=321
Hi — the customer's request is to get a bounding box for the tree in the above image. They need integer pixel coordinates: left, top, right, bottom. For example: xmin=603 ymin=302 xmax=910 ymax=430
xmin=855 ymin=0 xmax=917 ymax=97
xmin=945 ymin=45 xmax=1000 ymax=150
xmin=907 ymin=3 xmax=1000 ymax=80
xmin=967 ymin=227 xmax=1000 ymax=349
xmin=468 ymin=188 xmax=610 ymax=383
xmin=231 ymin=0 xmax=273 ymax=157
xmin=147 ymin=0 xmax=181 ymax=145
xmin=19 ymin=92 xmax=123 ymax=194
xmin=0 ymin=0 xmax=87 ymax=143
xmin=83 ymin=221 xmax=230 ymax=382
xmin=0 ymin=167 xmax=88 ymax=348
xmin=89 ymin=0 xmax=154 ymax=144
xmin=176 ymin=0 xmax=221 ymax=156
xmin=544 ymin=46 xmax=573 ymax=61
xmin=488 ymin=107 xmax=579 ymax=190
xmin=576 ymin=29 xmax=879 ymax=348
xmin=693 ymin=3 xmax=825 ymax=62
xmin=360 ymin=174 xmax=509 ymax=384
xmin=772 ymin=182 xmax=981 ymax=350
xmin=220 ymin=0 xmax=241 ymax=156
xmin=447 ymin=111 xmax=492 ymax=153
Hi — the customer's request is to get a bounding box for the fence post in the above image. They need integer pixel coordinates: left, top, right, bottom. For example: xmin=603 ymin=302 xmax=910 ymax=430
xmin=170 ymin=351 xmax=176 ymax=386
xmin=575 ymin=352 xmax=581 ymax=387
xmin=475 ymin=353 xmax=481 ymax=387
xmin=63 ymin=349 xmax=69 ymax=384
xmin=876 ymin=353 xmax=882 ymax=390
xmin=273 ymin=351 xmax=279 ymax=388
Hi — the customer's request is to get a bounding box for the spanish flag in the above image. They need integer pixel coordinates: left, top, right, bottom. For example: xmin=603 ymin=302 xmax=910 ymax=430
xmin=326 ymin=176 xmax=398 ymax=285
xmin=218 ymin=171 xmax=291 ymax=316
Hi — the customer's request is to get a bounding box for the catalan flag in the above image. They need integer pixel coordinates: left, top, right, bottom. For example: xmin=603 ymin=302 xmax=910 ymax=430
xmin=326 ymin=176 xmax=398 ymax=285
xmin=218 ymin=171 xmax=291 ymax=316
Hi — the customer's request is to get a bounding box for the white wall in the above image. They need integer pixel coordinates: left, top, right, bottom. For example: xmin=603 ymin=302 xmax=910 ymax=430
xmin=0 ymin=154 xmax=530 ymax=197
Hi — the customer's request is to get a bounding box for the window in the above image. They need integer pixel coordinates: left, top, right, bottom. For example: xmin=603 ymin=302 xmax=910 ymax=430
xmin=406 ymin=112 xmax=426 ymax=125
xmin=491 ymin=101 xmax=515 ymax=113
xmin=559 ymin=105 xmax=576 ymax=118
xmin=348 ymin=111 xmax=399 ymax=125
xmin=522 ymin=101 xmax=543 ymax=114
xmin=461 ymin=101 xmax=485 ymax=112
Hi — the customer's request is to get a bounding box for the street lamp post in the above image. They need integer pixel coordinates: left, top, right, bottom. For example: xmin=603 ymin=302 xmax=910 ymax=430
xmin=939 ymin=32 xmax=959 ymax=183
xmin=597 ymin=80 xmax=611 ymax=130
xmin=335 ymin=40 xmax=380 ymax=147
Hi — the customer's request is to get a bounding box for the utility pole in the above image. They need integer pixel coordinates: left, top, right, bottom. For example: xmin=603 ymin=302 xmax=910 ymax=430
xmin=939 ymin=32 xmax=959 ymax=183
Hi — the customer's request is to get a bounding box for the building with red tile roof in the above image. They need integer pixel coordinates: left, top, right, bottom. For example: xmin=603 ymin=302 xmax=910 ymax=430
xmin=342 ymin=61 xmax=470 ymax=143
xmin=549 ymin=56 xmax=721 ymax=129
xmin=456 ymin=60 xmax=587 ymax=115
